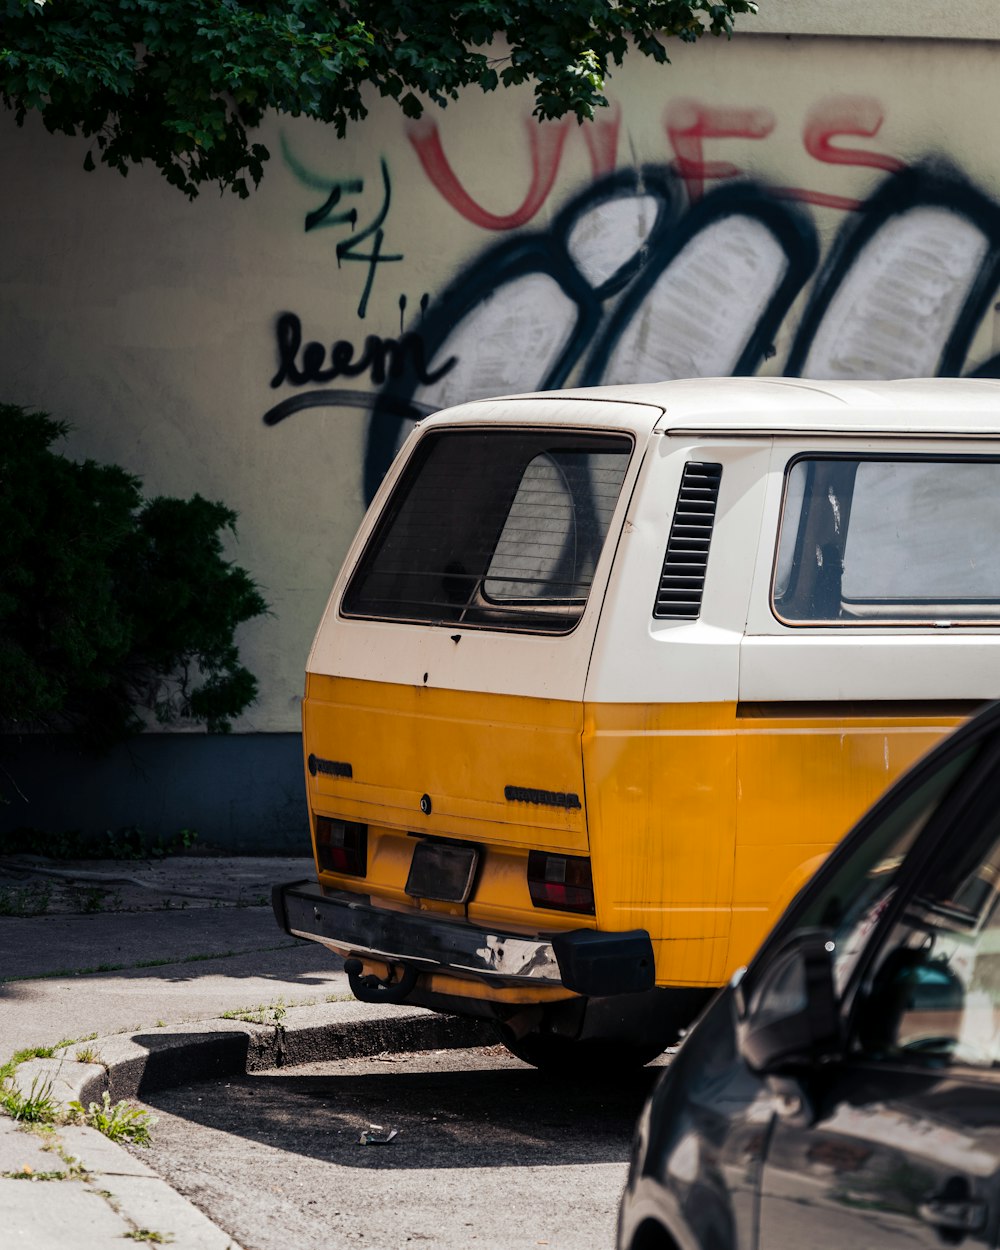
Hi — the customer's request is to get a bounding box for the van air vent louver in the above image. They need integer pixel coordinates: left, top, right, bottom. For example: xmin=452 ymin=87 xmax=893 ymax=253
xmin=653 ymin=462 xmax=723 ymax=619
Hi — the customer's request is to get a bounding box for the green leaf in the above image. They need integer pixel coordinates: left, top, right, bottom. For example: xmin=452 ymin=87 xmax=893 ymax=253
xmin=0 ymin=0 xmax=756 ymax=197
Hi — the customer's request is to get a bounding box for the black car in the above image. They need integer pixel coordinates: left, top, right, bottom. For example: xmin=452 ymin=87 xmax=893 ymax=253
xmin=618 ymin=701 xmax=1000 ymax=1250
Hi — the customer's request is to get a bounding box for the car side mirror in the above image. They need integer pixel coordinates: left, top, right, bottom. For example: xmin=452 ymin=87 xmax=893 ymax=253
xmin=737 ymin=928 xmax=840 ymax=1073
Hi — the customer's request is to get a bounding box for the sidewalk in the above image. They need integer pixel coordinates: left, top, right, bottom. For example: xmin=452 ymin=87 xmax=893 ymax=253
xmin=0 ymin=853 xmax=489 ymax=1249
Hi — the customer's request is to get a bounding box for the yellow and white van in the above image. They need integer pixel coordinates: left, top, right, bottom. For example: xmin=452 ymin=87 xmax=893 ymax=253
xmin=273 ymin=377 xmax=1000 ymax=1066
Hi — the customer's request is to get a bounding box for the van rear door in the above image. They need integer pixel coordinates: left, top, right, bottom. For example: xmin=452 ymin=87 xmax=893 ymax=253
xmin=304 ymin=399 xmax=660 ymax=924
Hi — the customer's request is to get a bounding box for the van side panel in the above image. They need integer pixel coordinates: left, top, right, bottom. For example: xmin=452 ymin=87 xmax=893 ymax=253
xmin=583 ymin=700 xmax=968 ymax=990
xmin=583 ymin=700 xmax=739 ymax=988
xmin=582 ymin=437 xmax=771 ymax=989
xmin=729 ymin=705 xmax=969 ymax=969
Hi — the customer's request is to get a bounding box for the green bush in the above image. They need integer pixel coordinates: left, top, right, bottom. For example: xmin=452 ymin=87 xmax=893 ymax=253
xmin=0 ymin=403 xmax=267 ymax=746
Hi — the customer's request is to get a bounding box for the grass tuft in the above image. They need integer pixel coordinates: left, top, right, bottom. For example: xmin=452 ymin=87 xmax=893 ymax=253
xmin=221 ymin=999 xmax=287 ymax=1027
xmin=67 ymin=1092 xmax=157 ymax=1146
xmin=0 ymin=1075 xmax=58 ymax=1124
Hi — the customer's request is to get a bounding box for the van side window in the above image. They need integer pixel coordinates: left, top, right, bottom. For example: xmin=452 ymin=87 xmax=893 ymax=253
xmin=342 ymin=429 xmax=632 ymax=633
xmin=772 ymin=456 xmax=1000 ymax=624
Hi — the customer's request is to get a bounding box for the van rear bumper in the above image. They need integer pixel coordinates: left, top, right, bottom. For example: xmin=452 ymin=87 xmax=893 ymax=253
xmin=272 ymin=879 xmax=655 ymax=997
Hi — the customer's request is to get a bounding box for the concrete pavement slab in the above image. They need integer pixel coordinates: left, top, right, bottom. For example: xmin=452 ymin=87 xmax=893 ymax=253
xmin=98 ymin=1172 xmax=244 ymax=1249
xmin=0 ymin=1174 xmax=132 ymax=1249
xmin=0 ymin=944 xmax=348 ymax=1058
xmin=0 ymin=861 xmax=346 ymax=1057
xmin=0 ymin=1122 xmax=60 ymax=1175
xmin=0 ymin=1118 xmax=245 ymax=1249
xmin=0 ymin=855 xmax=312 ymax=914
xmin=0 ymin=854 xmax=491 ymax=1250
xmin=0 ymin=904 xmax=303 ymax=979
xmin=58 ymin=1124 xmax=159 ymax=1176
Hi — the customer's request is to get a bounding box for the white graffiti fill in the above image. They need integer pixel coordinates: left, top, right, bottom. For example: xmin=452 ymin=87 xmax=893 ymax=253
xmin=799 ymin=206 xmax=990 ymax=379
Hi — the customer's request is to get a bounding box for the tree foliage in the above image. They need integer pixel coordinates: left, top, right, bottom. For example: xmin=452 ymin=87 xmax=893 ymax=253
xmin=0 ymin=403 xmax=267 ymax=746
xmin=1 ymin=0 xmax=756 ymax=198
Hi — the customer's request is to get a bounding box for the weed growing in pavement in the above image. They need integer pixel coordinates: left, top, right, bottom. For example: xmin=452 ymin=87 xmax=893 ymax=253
xmin=73 ymin=1047 xmax=102 ymax=1065
xmin=0 ymin=883 xmax=53 ymax=916
xmin=222 ymin=999 xmax=287 ymax=1028
xmin=0 ymin=1041 xmax=69 ymax=1085
xmin=67 ymin=1092 xmax=157 ymax=1146
xmin=95 ymin=1187 xmax=127 ymax=1219
xmin=234 ymin=891 xmax=269 ymax=909
xmin=124 ymin=1231 xmax=173 ymax=1243
xmin=1 ymin=1165 xmax=68 ymax=1181
xmin=20 ymin=1121 xmax=57 ymax=1139
xmin=0 ymin=1075 xmax=58 ymax=1124
xmin=66 ymin=885 xmax=123 ymax=914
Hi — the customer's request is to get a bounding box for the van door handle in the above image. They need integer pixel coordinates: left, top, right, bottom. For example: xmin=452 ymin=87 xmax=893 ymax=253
xmin=917 ymin=1179 xmax=987 ymax=1236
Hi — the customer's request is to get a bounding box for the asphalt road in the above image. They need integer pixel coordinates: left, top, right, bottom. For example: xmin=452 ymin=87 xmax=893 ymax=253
xmin=134 ymin=1043 xmax=670 ymax=1250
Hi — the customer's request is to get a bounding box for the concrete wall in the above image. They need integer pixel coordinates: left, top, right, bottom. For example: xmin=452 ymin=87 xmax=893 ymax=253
xmin=3 ymin=17 xmax=1000 ymax=844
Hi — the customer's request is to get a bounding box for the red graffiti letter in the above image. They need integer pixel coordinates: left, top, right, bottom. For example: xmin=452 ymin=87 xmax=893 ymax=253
xmin=408 ymin=116 xmax=572 ymax=230
xmin=665 ymin=99 xmax=774 ymax=201
xmin=773 ymin=95 xmax=908 ymax=210
xmin=580 ymin=103 xmax=621 ymax=177
xmin=804 ymin=95 xmax=905 ymax=173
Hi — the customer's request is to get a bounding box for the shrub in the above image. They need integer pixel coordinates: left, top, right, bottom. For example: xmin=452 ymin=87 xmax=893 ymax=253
xmin=0 ymin=403 xmax=267 ymax=747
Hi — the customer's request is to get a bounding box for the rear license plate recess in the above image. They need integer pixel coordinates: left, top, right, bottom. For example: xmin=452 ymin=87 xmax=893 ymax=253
xmin=405 ymin=839 xmax=479 ymax=904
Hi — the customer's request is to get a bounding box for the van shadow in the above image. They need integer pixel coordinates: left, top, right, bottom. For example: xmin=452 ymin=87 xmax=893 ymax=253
xmin=136 ymin=1046 xmax=663 ymax=1171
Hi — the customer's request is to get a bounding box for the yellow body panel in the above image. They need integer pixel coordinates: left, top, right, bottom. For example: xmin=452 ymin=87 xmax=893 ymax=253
xmin=304 ymin=673 xmax=967 ymax=993
xmin=583 ymin=701 xmax=967 ymax=985
xmin=305 ymin=673 xmax=587 ymax=850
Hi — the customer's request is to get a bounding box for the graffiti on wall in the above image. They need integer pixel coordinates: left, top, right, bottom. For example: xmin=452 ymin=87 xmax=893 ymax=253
xmin=263 ymin=97 xmax=1000 ymax=502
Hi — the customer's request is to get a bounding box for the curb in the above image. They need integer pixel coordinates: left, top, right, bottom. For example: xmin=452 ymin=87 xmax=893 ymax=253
xmin=3 ymin=1004 xmax=494 ymax=1250
xmin=12 ymin=1000 xmax=495 ymax=1109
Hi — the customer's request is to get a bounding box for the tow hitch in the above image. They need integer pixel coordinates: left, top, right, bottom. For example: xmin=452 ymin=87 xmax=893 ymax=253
xmin=344 ymin=957 xmax=419 ymax=1004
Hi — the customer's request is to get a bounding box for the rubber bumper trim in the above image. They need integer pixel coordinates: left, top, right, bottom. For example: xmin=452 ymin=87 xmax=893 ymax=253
xmin=273 ymin=879 xmax=653 ymax=995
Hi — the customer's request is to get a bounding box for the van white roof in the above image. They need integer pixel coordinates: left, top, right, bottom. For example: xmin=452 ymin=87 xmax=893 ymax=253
xmin=436 ymin=376 xmax=1000 ymax=438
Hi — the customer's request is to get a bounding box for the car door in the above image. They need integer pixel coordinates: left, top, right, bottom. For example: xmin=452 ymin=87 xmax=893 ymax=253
xmin=757 ymin=727 xmax=1000 ymax=1250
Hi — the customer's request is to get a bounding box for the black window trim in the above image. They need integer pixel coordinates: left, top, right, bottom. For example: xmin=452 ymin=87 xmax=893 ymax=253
xmin=770 ymin=450 xmax=1000 ymax=629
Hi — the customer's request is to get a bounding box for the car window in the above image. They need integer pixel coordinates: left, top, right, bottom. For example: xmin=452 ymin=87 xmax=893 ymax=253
xmin=855 ymin=812 xmax=1000 ymax=1070
xmin=791 ymin=748 xmax=976 ymax=994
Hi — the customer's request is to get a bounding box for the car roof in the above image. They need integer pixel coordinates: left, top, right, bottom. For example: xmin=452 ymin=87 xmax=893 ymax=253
xmin=427 ymin=377 xmax=1000 ymax=439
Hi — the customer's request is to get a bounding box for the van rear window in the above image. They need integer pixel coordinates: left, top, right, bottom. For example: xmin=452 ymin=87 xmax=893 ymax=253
xmin=773 ymin=455 xmax=1000 ymax=624
xmin=342 ymin=429 xmax=632 ymax=633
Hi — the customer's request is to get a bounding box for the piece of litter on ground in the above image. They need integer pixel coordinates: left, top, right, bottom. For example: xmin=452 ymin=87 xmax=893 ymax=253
xmin=359 ymin=1124 xmax=399 ymax=1144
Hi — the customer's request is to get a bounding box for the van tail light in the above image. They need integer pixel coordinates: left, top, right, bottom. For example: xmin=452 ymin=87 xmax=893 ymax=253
xmin=315 ymin=817 xmax=368 ymax=876
xmin=527 ymin=851 xmax=595 ymax=915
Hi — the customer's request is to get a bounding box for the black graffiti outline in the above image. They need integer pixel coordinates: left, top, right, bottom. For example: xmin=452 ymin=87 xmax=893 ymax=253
xmin=267 ymin=153 xmax=1000 ymax=505
xmin=786 ymin=161 xmax=1000 ymax=378
xmin=580 ymin=180 xmax=819 ymax=385
xmin=363 ymin=166 xmax=682 ymax=501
